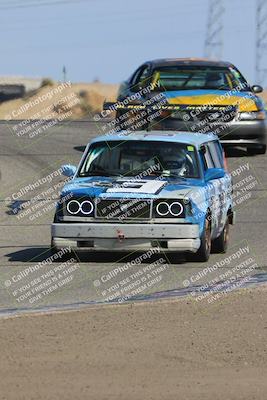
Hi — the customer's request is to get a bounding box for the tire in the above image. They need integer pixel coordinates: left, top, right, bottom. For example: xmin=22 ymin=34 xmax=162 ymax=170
xmin=247 ymin=145 xmax=266 ymax=156
xmin=188 ymin=217 xmax=211 ymax=262
xmin=212 ymin=216 xmax=230 ymax=253
xmin=50 ymin=238 xmax=57 ymax=256
xmin=53 ymin=213 xmax=59 ymax=223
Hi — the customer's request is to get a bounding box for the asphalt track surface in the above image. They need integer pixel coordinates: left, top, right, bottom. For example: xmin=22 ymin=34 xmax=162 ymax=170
xmin=0 ymin=120 xmax=267 ymax=315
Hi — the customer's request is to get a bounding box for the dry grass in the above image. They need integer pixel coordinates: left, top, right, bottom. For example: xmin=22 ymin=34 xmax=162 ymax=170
xmin=0 ymin=82 xmax=119 ymax=120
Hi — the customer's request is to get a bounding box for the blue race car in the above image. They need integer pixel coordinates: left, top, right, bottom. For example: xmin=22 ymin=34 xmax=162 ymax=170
xmin=51 ymin=130 xmax=235 ymax=261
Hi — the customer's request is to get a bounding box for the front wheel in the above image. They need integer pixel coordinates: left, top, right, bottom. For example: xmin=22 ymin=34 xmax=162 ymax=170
xmin=50 ymin=238 xmax=57 ymax=256
xmin=212 ymin=216 xmax=230 ymax=253
xmin=188 ymin=217 xmax=211 ymax=262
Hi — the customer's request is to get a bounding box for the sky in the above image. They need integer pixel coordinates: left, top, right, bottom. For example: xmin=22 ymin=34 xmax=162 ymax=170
xmin=0 ymin=0 xmax=264 ymax=85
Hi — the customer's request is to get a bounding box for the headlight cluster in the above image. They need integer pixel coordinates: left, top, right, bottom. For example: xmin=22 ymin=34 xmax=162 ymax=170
xmin=154 ymin=200 xmax=185 ymax=218
xmin=64 ymin=198 xmax=186 ymax=218
xmin=66 ymin=199 xmax=94 ymax=216
xmin=238 ymin=111 xmax=266 ymax=121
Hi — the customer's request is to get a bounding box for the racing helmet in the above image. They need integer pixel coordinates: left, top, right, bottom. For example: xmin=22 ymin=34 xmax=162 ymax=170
xmin=163 ymin=151 xmax=188 ymax=175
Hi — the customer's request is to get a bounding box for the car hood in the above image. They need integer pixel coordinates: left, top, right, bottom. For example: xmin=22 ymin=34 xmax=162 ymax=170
xmin=61 ymin=176 xmax=205 ymax=200
xmin=156 ymin=89 xmax=263 ymax=112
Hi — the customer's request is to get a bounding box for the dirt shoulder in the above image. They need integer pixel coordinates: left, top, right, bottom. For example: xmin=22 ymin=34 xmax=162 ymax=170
xmin=0 ymin=286 xmax=267 ymax=400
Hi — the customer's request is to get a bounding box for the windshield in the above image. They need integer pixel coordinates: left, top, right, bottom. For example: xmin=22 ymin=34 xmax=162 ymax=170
xmin=78 ymin=140 xmax=200 ymax=179
xmin=150 ymin=66 xmax=248 ymax=91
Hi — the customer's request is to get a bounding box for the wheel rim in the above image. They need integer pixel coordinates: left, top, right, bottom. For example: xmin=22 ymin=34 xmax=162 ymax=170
xmin=224 ymin=219 xmax=230 ymax=246
xmin=205 ymin=219 xmax=211 ymax=253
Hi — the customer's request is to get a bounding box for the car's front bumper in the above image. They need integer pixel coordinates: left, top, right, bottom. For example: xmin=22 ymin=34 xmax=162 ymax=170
xmin=156 ymin=119 xmax=267 ymax=147
xmin=51 ymin=222 xmax=200 ymax=253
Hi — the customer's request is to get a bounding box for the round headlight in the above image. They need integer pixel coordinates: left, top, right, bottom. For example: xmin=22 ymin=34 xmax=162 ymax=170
xmin=156 ymin=202 xmax=169 ymax=216
xmin=169 ymin=202 xmax=183 ymax=216
xmin=80 ymin=200 xmax=94 ymax=215
xmin=67 ymin=200 xmax=80 ymax=215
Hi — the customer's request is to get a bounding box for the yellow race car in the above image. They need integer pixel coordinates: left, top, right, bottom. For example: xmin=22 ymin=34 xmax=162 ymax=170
xmin=112 ymin=58 xmax=267 ymax=155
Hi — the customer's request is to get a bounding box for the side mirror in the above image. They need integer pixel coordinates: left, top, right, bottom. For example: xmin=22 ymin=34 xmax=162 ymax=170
xmin=61 ymin=164 xmax=77 ymax=178
xmin=251 ymin=85 xmax=263 ymax=94
xmin=204 ymin=168 xmax=225 ymax=181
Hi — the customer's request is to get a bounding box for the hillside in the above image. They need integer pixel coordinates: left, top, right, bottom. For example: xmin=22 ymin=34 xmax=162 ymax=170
xmin=0 ymin=81 xmax=119 ymax=120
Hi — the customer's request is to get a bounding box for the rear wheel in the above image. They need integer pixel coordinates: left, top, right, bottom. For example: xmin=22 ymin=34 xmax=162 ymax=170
xmin=212 ymin=216 xmax=230 ymax=253
xmin=247 ymin=145 xmax=266 ymax=155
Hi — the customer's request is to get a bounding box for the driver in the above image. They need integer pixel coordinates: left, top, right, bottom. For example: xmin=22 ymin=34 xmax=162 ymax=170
xmin=205 ymin=72 xmax=225 ymax=88
xmin=162 ymin=151 xmax=189 ymax=176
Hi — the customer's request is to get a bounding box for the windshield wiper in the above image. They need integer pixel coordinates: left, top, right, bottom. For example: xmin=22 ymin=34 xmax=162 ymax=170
xmin=201 ymin=86 xmax=231 ymax=91
xmin=79 ymin=170 xmax=122 ymax=177
xmin=162 ymin=173 xmax=187 ymax=179
xmin=146 ymin=170 xmax=187 ymax=179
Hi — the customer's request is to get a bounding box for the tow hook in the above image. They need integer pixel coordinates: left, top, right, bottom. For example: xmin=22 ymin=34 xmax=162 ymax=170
xmin=117 ymin=229 xmax=125 ymax=242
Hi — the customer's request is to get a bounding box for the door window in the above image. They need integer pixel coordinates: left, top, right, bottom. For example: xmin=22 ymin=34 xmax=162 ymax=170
xmin=208 ymin=141 xmax=224 ymax=168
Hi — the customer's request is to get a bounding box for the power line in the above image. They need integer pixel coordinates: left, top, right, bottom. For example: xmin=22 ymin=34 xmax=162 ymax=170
xmin=0 ymin=0 xmax=91 ymax=10
xmin=256 ymin=0 xmax=267 ymax=86
xmin=204 ymin=0 xmax=225 ymax=59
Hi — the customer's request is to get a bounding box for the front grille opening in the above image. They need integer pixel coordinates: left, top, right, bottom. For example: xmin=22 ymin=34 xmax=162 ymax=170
xmin=151 ymin=240 xmax=168 ymax=249
xmin=96 ymin=199 xmax=151 ymax=220
xmin=77 ymin=240 xmax=94 ymax=248
xmin=171 ymin=107 xmax=236 ymax=123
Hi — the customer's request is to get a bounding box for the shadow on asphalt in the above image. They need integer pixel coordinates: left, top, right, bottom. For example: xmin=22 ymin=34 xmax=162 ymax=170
xmin=5 ymin=247 xmax=187 ymax=265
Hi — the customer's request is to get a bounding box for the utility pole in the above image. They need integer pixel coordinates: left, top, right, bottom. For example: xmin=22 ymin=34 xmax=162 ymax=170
xmin=256 ymin=0 xmax=267 ymax=86
xmin=62 ymin=65 xmax=67 ymax=82
xmin=204 ymin=0 xmax=225 ymax=60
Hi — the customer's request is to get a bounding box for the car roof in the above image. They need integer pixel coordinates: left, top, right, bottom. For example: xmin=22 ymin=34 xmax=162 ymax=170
xmin=90 ymin=130 xmax=218 ymax=147
xmin=143 ymin=58 xmax=234 ymax=68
